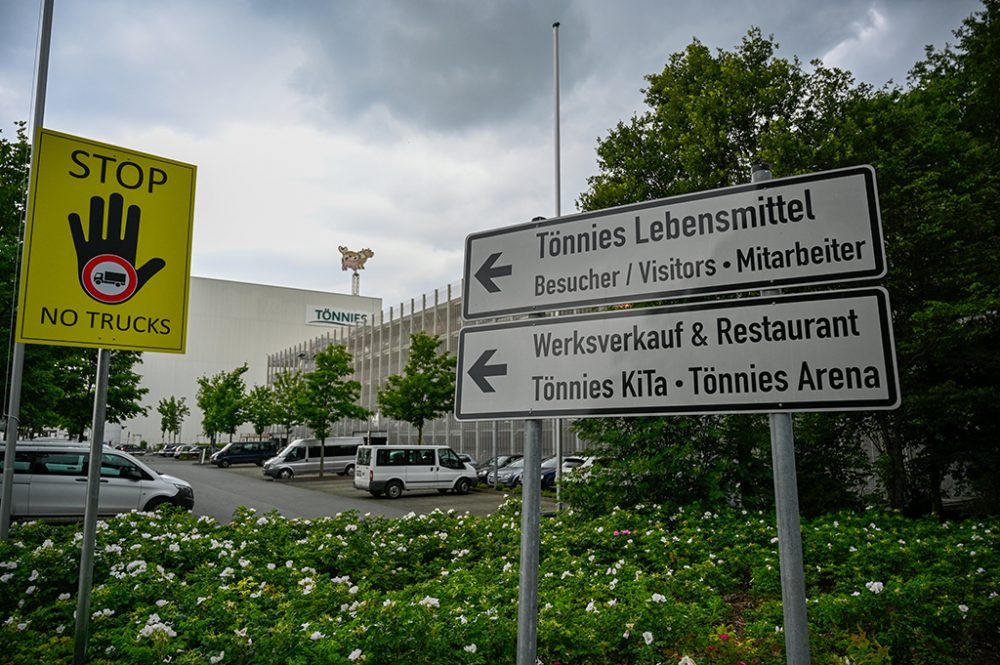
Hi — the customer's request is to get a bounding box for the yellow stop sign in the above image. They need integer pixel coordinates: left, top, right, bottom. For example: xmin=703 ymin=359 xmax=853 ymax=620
xmin=16 ymin=129 xmax=197 ymax=353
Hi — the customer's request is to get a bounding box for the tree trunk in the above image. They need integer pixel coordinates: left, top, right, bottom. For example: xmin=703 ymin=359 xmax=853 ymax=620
xmin=878 ymin=415 xmax=907 ymax=510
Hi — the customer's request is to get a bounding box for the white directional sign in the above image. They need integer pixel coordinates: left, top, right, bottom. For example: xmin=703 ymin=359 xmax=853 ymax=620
xmin=463 ymin=166 xmax=883 ymax=319
xmin=455 ymin=288 xmax=899 ymax=420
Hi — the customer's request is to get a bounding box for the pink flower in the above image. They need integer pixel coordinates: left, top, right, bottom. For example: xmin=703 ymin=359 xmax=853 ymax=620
xmin=719 ymin=633 xmax=730 ymax=641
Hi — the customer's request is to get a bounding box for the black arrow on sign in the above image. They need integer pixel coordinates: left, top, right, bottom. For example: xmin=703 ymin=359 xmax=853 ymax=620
xmin=474 ymin=252 xmax=512 ymax=293
xmin=468 ymin=349 xmax=507 ymax=393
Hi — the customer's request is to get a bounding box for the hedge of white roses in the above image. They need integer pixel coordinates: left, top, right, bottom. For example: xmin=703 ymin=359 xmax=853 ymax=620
xmin=0 ymin=500 xmax=997 ymax=664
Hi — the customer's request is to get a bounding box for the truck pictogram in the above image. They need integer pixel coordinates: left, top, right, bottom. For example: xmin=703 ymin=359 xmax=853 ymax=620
xmin=93 ymin=270 xmax=127 ymax=288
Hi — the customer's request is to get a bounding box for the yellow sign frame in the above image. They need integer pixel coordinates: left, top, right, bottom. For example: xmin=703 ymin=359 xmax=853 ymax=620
xmin=16 ymin=129 xmax=196 ymax=353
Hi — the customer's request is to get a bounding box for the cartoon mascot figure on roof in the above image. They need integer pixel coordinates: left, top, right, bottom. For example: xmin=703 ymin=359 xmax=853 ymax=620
xmin=339 ymin=246 xmax=374 ymax=272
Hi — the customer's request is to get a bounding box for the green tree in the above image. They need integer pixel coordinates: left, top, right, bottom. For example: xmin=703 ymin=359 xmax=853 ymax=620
xmin=377 ymin=332 xmax=456 ymax=444
xmin=300 ymin=345 xmax=370 ymax=477
xmin=243 ymin=385 xmax=276 ymax=440
xmin=572 ymin=29 xmax=877 ymax=515
xmin=156 ymin=396 xmax=189 ymax=444
xmin=56 ymin=350 xmax=149 ymax=441
xmin=574 ymin=9 xmax=1000 ymax=516
xmin=271 ymin=369 xmax=306 ymax=445
xmin=859 ymin=0 xmax=1000 ymax=514
xmin=196 ymin=365 xmax=249 ymax=449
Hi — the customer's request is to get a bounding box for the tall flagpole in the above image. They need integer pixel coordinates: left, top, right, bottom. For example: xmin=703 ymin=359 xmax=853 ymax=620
xmin=1 ymin=0 xmax=54 ymax=541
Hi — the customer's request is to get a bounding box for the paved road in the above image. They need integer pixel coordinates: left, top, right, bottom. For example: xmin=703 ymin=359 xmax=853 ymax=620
xmin=147 ymin=456 xmax=542 ymax=523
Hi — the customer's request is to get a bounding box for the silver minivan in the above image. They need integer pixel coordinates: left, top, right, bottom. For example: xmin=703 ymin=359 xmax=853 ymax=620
xmin=262 ymin=437 xmax=363 ymax=480
xmin=0 ymin=442 xmax=194 ymax=521
xmin=353 ymin=445 xmax=477 ymax=498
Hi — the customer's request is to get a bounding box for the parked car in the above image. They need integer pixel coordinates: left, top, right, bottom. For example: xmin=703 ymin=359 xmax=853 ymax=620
xmin=476 ymin=454 xmax=523 ymax=485
xmin=115 ymin=444 xmax=145 ymax=456
xmin=489 ymin=456 xmax=558 ymax=488
xmin=263 ymin=437 xmax=363 ymax=479
xmin=0 ymin=441 xmax=194 ymax=521
xmin=353 ymin=445 xmax=477 ymax=498
xmin=540 ymin=456 xmax=587 ymax=488
xmin=173 ymin=444 xmax=202 ymax=459
xmin=158 ymin=444 xmax=180 ymax=457
xmin=457 ymin=452 xmax=478 ymax=467
xmin=211 ymin=440 xmax=277 ymax=468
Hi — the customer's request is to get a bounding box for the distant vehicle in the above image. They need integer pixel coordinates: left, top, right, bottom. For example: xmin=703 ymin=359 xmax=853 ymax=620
xmin=457 ymin=452 xmax=478 ymax=467
xmin=476 ymin=454 xmax=522 ymax=485
xmin=211 ymin=440 xmax=277 ymax=468
xmin=173 ymin=444 xmax=201 ymax=459
xmin=263 ymin=437 xmax=363 ymax=479
xmin=158 ymin=444 xmax=180 ymax=457
xmin=353 ymin=445 xmax=477 ymax=499
xmin=115 ymin=444 xmax=145 ymax=456
xmin=540 ymin=456 xmax=587 ymax=488
xmin=0 ymin=441 xmax=194 ymax=521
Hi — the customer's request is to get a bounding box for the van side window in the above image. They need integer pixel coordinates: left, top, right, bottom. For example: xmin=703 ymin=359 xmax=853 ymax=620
xmin=308 ymin=445 xmax=323 ymax=459
xmin=37 ymin=452 xmax=86 ymax=476
xmin=408 ymin=449 xmax=435 ymax=466
xmin=286 ymin=446 xmax=304 ymax=462
xmin=387 ymin=450 xmax=408 ymax=466
xmin=101 ymin=453 xmax=147 ymax=480
xmin=357 ymin=448 xmax=371 ymax=465
xmin=0 ymin=451 xmax=33 ymax=473
xmin=438 ymin=448 xmax=465 ymax=470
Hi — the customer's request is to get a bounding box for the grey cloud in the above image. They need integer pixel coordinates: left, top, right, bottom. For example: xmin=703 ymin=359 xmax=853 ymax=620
xmin=259 ymin=0 xmax=591 ymax=130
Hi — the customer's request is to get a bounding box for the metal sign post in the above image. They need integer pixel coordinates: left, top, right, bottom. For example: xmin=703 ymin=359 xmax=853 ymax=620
xmin=73 ymin=349 xmax=111 ymax=664
xmin=754 ymin=164 xmax=811 ymax=664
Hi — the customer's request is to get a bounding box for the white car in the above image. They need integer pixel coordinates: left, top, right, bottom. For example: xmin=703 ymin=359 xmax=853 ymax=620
xmin=0 ymin=442 xmax=194 ymax=521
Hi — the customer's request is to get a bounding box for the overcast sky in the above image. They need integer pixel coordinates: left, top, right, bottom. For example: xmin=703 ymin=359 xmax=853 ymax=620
xmin=0 ymin=0 xmax=984 ymax=309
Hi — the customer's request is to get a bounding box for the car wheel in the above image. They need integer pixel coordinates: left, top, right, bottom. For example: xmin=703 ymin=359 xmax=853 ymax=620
xmin=277 ymin=468 xmax=293 ymax=480
xmin=143 ymin=496 xmax=170 ymax=512
xmin=384 ymin=480 xmax=403 ymax=499
xmin=255 ymin=460 xmax=264 ymax=467
xmin=454 ymin=478 xmax=471 ymax=495
xmin=219 ymin=459 xmax=231 ymax=468
xmin=343 ymin=464 xmax=355 ymax=477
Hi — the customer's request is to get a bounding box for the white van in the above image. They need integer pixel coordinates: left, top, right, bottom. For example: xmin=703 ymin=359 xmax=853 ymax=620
xmin=353 ymin=445 xmax=477 ymax=498
xmin=262 ymin=437 xmax=363 ymax=480
xmin=0 ymin=442 xmax=194 ymax=521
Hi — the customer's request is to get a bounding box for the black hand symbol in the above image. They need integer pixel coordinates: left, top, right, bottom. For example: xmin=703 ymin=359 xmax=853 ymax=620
xmin=68 ymin=193 xmax=166 ymax=302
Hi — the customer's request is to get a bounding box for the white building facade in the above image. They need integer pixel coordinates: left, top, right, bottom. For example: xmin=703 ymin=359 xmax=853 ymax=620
xmin=120 ymin=276 xmax=381 ymax=445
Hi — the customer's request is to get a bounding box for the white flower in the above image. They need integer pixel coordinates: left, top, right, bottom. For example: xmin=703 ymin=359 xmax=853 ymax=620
xmin=156 ymin=599 xmax=168 ymax=607
xmin=464 ymin=644 xmax=477 ymax=653
xmin=382 ymin=599 xmax=395 ymax=608
xmin=865 ymin=581 xmax=884 ymax=594
xmin=678 ymin=657 xmax=697 ymax=665
xmin=58 ymin=593 xmax=70 ymax=601
xmin=959 ymin=604 xmax=969 ymax=614
xmin=209 ymin=652 xmax=225 ymax=664
xmin=651 ymin=592 xmax=666 ymax=603
xmin=348 ymin=648 xmax=364 ymax=661
xmin=310 ymin=631 xmax=324 ymax=640
xmin=585 ymin=599 xmax=597 ymax=613
xmin=643 ymin=631 xmax=654 ymax=645
xmin=418 ymin=596 xmax=440 ymax=608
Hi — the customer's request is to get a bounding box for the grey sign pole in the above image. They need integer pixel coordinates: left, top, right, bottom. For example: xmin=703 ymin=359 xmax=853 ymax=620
xmin=73 ymin=348 xmax=112 ymax=665
xmin=754 ymin=164 xmax=812 ymax=665
xmin=515 ymin=417 xmax=541 ymax=665
xmin=1 ymin=0 xmax=54 ymax=541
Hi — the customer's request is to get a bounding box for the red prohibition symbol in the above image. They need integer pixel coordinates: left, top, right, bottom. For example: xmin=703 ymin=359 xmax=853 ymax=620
xmin=82 ymin=254 xmax=139 ymax=304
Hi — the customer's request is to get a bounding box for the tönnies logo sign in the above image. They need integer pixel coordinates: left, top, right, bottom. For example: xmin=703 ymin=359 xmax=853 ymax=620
xmin=307 ymin=305 xmax=370 ymax=327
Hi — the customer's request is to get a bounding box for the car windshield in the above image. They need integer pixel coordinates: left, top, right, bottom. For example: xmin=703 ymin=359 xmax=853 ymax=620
xmin=504 ymin=457 xmax=527 ymax=469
